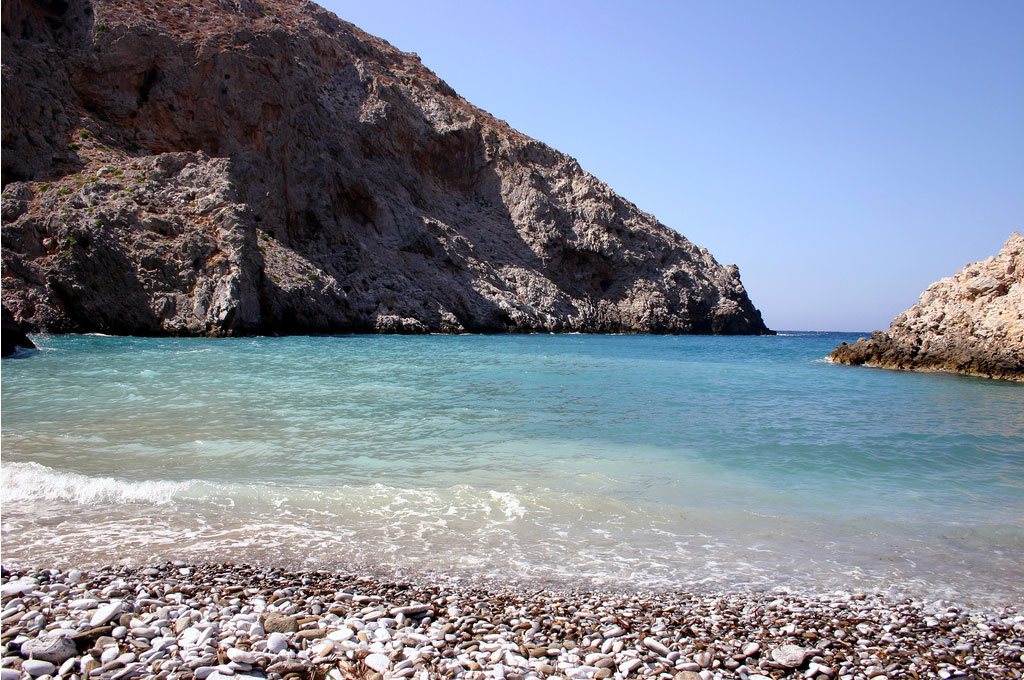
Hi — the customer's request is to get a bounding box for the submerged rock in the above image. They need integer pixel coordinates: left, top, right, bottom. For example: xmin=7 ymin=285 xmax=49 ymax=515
xmin=830 ymin=232 xmax=1024 ymax=381
xmin=1 ymin=0 xmax=770 ymax=337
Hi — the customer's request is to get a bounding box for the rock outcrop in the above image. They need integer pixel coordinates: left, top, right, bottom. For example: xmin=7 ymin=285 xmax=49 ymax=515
xmin=2 ymin=305 xmax=36 ymax=356
xmin=1 ymin=0 xmax=770 ymax=336
xmin=830 ymin=233 xmax=1024 ymax=381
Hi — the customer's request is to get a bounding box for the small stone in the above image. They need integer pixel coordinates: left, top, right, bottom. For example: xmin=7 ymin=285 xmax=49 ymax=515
xmin=390 ymin=605 xmax=432 ymax=617
xmin=771 ymin=645 xmax=807 ymax=669
xmin=22 ymin=659 xmax=56 ymax=677
xmin=595 ymin=668 xmax=612 ymax=679
xmin=620 ymin=658 xmax=643 ymax=675
xmin=91 ymin=600 xmax=124 ymax=627
xmin=1 ymin=580 xmax=35 ymax=597
xmin=71 ymin=626 xmax=113 ymax=651
xmin=326 ymin=628 xmax=353 ymax=642
xmin=262 ymin=613 xmax=298 ymax=634
xmin=266 ymin=660 xmax=311 ymax=675
xmin=675 ymin=673 xmax=701 ymax=680
xmin=364 ymin=653 xmax=390 ymax=673
xmin=0 ymin=669 xmax=19 ymax=680
xmin=59 ymin=657 xmax=77 ymax=676
xmin=741 ymin=643 xmax=760 ymax=658
xmin=643 ymin=637 xmax=670 ymax=657
xmin=266 ymin=632 xmax=289 ymax=653
xmin=312 ymin=640 xmax=334 ymax=657
xmin=226 ymin=648 xmax=258 ymax=665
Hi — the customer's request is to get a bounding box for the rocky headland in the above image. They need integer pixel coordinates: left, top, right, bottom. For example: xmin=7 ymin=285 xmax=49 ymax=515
xmin=2 ymin=563 xmax=1022 ymax=680
xmin=830 ymin=233 xmax=1024 ymax=381
xmin=1 ymin=0 xmax=770 ymax=336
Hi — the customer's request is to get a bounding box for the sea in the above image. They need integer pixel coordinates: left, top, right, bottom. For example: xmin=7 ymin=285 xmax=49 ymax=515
xmin=2 ymin=332 xmax=1022 ymax=608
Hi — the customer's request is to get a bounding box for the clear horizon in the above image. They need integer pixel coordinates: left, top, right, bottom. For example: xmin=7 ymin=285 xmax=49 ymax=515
xmin=323 ymin=0 xmax=1023 ymax=332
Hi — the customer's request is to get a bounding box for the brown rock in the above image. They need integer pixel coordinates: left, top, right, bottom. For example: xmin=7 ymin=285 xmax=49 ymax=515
xmin=830 ymin=233 xmax=1024 ymax=381
xmin=71 ymin=626 xmax=114 ymax=652
xmin=82 ymin=657 xmax=101 ymax=675
xmin=262 ymin=612 xmax=299 ymax=633
xmin=266 ymin=660 xmax=313 ymax=675
xmin=1 ymin=0 xmax=770 ymax=338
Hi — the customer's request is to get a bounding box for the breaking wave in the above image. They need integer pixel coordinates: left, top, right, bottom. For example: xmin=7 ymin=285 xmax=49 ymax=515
xmin=1 ymin=461 xmax=191 ymax=505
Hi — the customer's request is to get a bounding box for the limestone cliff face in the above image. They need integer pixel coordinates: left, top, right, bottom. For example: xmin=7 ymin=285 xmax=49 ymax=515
xmin=830 ymin=233 xmax=1024 ymax=381
xmin=1 ymin=0 xmax=771 ymax=336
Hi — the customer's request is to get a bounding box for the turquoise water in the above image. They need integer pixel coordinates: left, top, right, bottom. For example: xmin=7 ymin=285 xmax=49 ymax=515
xmin=2 ymin=332 xmax=1023 ymax=606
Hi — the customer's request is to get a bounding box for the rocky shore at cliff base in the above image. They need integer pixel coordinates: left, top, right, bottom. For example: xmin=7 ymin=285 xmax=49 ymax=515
xmin=830 ymin=232 xmax=1023 ymax=381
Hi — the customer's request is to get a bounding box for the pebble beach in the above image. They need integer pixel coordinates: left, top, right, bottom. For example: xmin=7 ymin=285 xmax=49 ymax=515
xmin=1 ymin=563 xmax=1021 ymax=680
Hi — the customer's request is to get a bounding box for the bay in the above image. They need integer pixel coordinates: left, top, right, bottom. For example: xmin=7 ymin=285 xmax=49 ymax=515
xmin=2 ymin=332 xmax=1022 ymax=606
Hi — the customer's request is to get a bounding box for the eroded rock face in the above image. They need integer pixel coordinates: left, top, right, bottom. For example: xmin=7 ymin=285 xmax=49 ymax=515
xmin=830 ymin=233 xmax=1024 ymax=381
xmin=1 ymin=0 xmax=771 ymax=336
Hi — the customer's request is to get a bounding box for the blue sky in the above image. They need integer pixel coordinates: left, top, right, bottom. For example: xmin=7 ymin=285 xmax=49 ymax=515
xmin=322 ymin=1 xmax=1023 ymax=331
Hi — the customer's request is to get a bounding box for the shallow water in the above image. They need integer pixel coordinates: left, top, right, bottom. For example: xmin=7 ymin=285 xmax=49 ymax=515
xmin=2 ymin=333 xmax=1022 ymax=606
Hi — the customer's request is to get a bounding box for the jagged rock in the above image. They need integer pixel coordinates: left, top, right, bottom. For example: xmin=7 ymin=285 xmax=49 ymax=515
xmin=1 ymin=0 xmax=771 ymax=336
xmin=830 ymin=232 xmax=1023 ymax=381
xmin=2 ymin=305 xmax=36 ymax=356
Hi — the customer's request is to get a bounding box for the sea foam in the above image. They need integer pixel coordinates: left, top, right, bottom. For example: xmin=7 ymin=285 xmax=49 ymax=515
xmin=1 ymin=461 xmax=190 ymax=505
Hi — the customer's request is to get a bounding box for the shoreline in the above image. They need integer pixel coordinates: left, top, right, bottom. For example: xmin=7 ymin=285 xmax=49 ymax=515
xmin=1 ymin=562 xmax=1021 ymax=680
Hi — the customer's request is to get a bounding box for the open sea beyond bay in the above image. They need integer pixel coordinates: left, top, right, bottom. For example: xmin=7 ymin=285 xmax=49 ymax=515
xmin=2 ymin=332 xmax=1022 ymax=607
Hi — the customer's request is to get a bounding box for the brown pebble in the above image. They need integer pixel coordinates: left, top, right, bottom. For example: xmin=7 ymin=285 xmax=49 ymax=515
xmin=263 ymin=612 xmax=299 ymax=633
xmin=267 ymin=660 xmax=312 ymax=675
xmin=295 ymin=629 xmax=326 ymax=640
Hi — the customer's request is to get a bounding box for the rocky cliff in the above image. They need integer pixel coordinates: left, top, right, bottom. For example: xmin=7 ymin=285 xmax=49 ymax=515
xmin=1 ymin=0 xmax=770 ymax=336
xmin=830 ymin=233 xmax=1024 ymax=381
